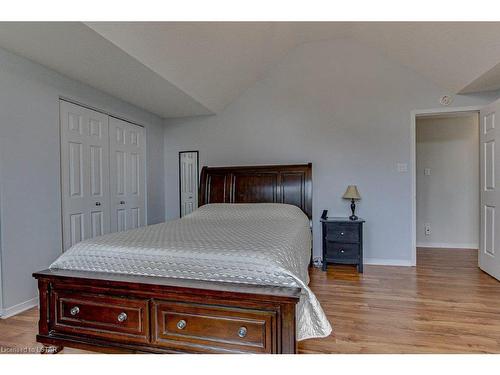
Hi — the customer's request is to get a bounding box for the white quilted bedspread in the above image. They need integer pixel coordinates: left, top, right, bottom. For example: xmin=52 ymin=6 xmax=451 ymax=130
xmin=50 ymin=203 xmax=332 ymax=340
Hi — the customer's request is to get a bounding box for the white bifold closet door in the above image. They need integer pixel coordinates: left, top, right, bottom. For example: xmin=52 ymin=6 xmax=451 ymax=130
xmin=60 ymin=101 xmax=111 ymax=250
xmin=61 ymin=101 xmax=146 ymax=251
xmin=109 ymin=117 xmax=146 ymax=232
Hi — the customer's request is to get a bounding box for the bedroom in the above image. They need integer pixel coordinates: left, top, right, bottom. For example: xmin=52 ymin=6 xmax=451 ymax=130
xmin=1 ymin=0 xmax=500 ymax=372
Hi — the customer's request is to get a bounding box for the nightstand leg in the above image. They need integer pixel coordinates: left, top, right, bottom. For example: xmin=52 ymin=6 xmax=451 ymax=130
xmin=358 ymin=263 xmax=363 ymax=273
xmin=322 ymin=259 xmax=327 ymax=271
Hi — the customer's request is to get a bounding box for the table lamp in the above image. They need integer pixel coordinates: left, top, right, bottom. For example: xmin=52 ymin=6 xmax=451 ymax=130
xmin=343 ymin=185 xmax=361 ymax=220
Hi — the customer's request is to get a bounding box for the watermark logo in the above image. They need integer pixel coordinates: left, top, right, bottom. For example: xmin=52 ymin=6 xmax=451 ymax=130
xmin=0 ymin=345 xmax=48 ymax=354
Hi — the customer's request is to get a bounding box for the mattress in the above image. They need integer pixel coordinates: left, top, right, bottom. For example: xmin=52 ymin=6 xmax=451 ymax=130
xmin=50 ymin=203 xmax=332 ymax=340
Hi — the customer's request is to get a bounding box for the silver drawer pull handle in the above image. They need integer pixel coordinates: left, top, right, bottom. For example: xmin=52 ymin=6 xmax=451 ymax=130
xmin=117 ymin=312 xmax=128 ymax=322
xmin=70 ymin=306 xmax=80 ymax=316
xmin=340 ymin=232 xmax=344 ymax=235
xmin=340 ymin=249 xmax=345 ymax=253
xmin=120 ymin=200 xmax=125 ymax=205
xmin=177 ymin=319 xmax=187 ymax=330
xmin=95 ymin=202 xmax=101 ymax=206
xmin=238 ymin=326 xmax=248 ymax=338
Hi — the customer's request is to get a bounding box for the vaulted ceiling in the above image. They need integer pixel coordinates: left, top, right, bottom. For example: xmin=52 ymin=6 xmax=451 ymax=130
xmin=1 ymin=22 xmax=500 ymax=118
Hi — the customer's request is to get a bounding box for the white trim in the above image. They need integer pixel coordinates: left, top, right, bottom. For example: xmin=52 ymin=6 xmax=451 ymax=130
xmin=410 ymin=105 xmax=482 ymax=268
xmin=364 ymin=258 xmax=413 ymax=266
xmin=417 ymin=242 xmax=478 ymax=249
xmin=0 ymin=297 xmax=37 ymax=319
xmin=59 ymin=97 xmax=147 ymax=130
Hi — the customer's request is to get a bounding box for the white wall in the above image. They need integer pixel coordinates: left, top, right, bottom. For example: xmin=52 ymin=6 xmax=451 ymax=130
xmin=163 ymin=39 xmax=499 ymax=265
xmin=0 ymin=47 xmax=165 ymax=315
xmin=416 ymin=114 xmax=479 ymax=249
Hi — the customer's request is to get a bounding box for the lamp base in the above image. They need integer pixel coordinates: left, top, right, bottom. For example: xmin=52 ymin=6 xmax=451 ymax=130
xmin=349 ymin=199 xmax=357 ymax=221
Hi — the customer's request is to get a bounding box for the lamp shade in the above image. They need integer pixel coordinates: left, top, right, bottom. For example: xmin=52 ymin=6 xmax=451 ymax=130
xmin=342 ymin=185 xmax=361 ymax=200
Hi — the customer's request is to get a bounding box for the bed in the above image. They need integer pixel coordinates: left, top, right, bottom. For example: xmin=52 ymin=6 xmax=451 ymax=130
xmin=33 ymin=163 xmax=331 ymax=354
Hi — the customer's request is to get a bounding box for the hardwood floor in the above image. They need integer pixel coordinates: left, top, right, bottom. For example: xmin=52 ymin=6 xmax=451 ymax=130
xmin=301 ymin=248 xmax=500 ymax=353
xmin=1 ymin=248 xmax=499 ymax=354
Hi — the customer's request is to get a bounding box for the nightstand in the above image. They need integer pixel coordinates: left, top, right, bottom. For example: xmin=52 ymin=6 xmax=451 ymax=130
xmin=320 ymin=211 xmax=364 ymax=272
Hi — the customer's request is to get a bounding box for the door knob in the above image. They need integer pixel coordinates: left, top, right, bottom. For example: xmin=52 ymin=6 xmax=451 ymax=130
xmin=95 ymin=202 xmax=101 ymax=206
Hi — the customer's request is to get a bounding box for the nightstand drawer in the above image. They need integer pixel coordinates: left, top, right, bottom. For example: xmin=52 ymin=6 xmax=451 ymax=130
xmin=326 ymin=242 xmax=359 ymax=260
xmin=326 ymin=224 xmax=359 ymax=243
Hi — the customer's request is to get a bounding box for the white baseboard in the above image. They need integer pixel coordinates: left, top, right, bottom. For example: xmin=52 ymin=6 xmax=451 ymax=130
xmin=0 ymin=297 xmax=38 ymax=319
xmin=417 ymin=242 xmax=478 ymax=249
xmin=364 ymin=258 xmax=413 ymax=266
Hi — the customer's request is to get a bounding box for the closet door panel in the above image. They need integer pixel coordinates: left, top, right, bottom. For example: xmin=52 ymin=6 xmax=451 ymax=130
xmin=60 ymin=101 xmax=110 ymax=250
xmin=117 ymin=209 xmax=127 ymax=232
xmin=109 ymin=117 xmax=146 ymax=232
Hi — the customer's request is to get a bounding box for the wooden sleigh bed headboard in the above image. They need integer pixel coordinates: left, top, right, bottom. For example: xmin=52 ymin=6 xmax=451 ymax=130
xmin=199 ymin=163 xmax=312 ymax=219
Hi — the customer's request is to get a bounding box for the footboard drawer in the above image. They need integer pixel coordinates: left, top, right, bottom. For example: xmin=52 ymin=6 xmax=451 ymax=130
xmin=151 ymin=300 xmax=276 ymax=353
xmin=52 ymin=290 xmax=149 ymax=344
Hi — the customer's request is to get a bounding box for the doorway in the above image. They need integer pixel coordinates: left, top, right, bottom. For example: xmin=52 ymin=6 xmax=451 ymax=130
xmin=412 ymin=109 xmax=480 ymax=264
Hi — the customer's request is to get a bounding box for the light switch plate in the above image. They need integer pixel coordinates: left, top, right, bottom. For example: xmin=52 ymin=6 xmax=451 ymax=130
xmin=397 ymin=163 xmax=408 ymax=173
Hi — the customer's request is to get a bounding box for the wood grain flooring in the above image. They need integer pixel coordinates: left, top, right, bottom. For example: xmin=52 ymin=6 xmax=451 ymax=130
xmin=1 ymin=248 xmax=499 ymax=354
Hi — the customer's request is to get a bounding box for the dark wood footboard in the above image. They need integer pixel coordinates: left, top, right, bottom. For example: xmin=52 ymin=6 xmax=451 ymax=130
xmin=34 ymin=269 xmax=300 ymax=354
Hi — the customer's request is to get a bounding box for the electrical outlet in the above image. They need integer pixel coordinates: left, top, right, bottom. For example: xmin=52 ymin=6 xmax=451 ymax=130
xmin=424 ymin=223 xmax=431 ymax=236
xmin=424 ymin=168 xmax=431 ymax=176
xmin=312 ymin=257 xmax=323 ymax=268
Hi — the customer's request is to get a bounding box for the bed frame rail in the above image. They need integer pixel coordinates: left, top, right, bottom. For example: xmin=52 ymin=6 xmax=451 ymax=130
xmin=34 ymin=269 xmax=300 ymax=354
